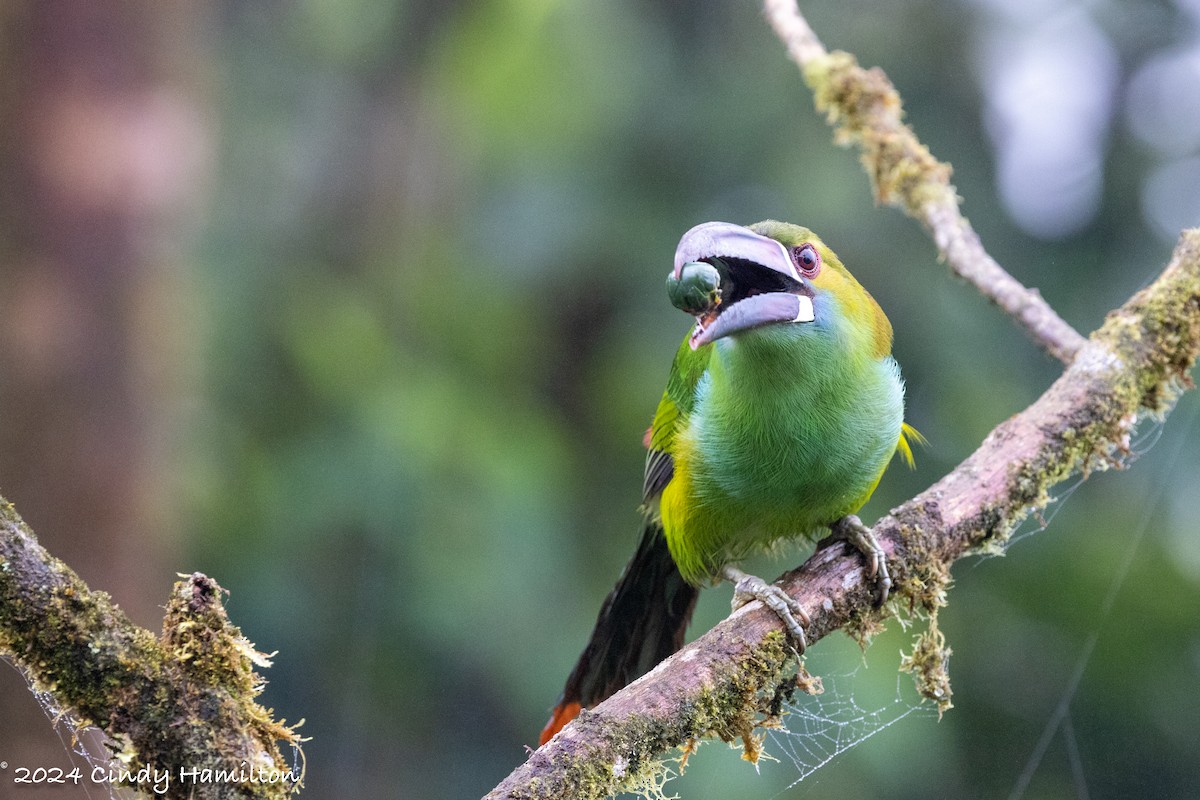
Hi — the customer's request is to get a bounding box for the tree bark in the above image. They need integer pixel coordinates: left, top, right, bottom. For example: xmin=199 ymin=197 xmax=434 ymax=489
xmin=0 ymin=499 xmax=304 ymax=800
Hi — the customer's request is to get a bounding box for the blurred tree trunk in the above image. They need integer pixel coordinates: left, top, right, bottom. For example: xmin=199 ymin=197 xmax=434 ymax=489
xmin=0 ymin=0 xmax=210 ymax=773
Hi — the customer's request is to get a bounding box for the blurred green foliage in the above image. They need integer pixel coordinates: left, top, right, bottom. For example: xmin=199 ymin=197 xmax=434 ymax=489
xmin=177 ymin=0 xmax=1200 ymax=797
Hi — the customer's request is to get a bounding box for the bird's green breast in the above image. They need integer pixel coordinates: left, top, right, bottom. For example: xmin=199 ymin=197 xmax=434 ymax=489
xmin=675 ymin=323 xmax=903 ymax=571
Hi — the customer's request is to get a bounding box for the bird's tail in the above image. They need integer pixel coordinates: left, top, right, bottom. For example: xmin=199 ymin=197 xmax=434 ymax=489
xmin=539 ymin=520 xmax=699 ymax=745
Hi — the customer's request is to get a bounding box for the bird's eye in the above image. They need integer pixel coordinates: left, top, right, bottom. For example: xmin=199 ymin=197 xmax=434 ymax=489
xmin=791 ymin=244 xmax=821 ymax=277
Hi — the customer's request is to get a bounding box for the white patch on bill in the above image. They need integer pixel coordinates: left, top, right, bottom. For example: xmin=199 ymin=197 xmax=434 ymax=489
xmin=794 ymin=295 xmax=815 ymax=323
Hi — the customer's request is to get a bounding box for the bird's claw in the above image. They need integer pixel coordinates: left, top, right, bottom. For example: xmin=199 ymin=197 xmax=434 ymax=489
xmin=830 ymin=514 xmax=892 ymax=606
xmin=722 ymin=565 xmax=809 ymax=653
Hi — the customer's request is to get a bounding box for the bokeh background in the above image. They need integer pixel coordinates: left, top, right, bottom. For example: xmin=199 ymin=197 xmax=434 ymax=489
xmin=1 ymin=0 xmax=1199 ymax=798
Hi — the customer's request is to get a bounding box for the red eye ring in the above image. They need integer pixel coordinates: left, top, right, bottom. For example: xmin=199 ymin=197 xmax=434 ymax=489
xmin=791 ymin=244 xmax=821 ymax=278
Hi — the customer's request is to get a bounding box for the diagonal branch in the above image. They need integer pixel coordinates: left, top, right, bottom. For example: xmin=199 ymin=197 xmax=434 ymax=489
xmin=485 ymin=222 xmax=1200 ymax=797
xmin=0 ymin=501 xmax=304 ymax=800
xmin=763 ymin=0 xmax=1087 ymax=364
xmin=485 ymin=7 xmax=1198 ymax=798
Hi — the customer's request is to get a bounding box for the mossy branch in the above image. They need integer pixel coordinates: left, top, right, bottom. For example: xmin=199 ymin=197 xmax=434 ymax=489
xmin=764 ymin=0 xmax=1087 ymax=364
xmin=486 ymin=223 xmax=1200 ymax=796
xmin=0 ymin=500 xmax=304 ymax=800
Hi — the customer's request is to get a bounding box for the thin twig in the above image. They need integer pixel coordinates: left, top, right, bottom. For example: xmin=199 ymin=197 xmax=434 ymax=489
xmin=763 ymin=0 xmax=1087 ymax=363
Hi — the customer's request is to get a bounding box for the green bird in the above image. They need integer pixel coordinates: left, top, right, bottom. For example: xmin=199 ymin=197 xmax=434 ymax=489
xmin=540 ymin=220 xmax=919 ymax=745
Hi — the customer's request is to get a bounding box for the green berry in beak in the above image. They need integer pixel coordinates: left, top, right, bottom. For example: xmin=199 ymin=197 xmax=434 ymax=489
xmin=667 ymin=260 xmax=724 ymax=316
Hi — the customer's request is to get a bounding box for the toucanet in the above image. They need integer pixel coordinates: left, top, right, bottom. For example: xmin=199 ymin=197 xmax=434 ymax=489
xmin=540 ymin=221 xmax=921 ymax=745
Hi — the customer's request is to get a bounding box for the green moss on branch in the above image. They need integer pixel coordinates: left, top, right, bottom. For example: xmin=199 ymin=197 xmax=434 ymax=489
xmin=0 ymin=501 xmax=303 ymax=800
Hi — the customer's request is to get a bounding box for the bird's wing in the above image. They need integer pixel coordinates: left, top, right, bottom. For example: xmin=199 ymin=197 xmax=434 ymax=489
xmin=642 ymin=336 xmax=712 ymax=503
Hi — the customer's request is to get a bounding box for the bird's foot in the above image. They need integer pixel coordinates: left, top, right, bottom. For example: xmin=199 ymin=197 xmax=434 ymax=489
xmin=830 ymin=514 xmax=891 ymax=606
xmin=721 ymin=564 xmax=808 ymax=653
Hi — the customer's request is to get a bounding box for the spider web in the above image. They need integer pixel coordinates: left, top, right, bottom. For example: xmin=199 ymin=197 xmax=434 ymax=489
xmin=621 ymin=656 xmax=939 ymax=800
xmin=765 ymin=670 xmax=938 ymax=794
xmin=3 ymin=656 xmax=132 ymax=800
xmin=4 ymin=654 xmax=307 ymax=799
xmin=999 ymin=416 xmax=1167 ymax=552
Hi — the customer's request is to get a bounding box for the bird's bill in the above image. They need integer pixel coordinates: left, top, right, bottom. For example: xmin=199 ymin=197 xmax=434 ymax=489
xmin=689 ymin=292 xmax=813 ymax=349
xmin=674 ymin=222 xmax=815 ymax=350
xmin=673 ymin=222 xmax=798 ymax=281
